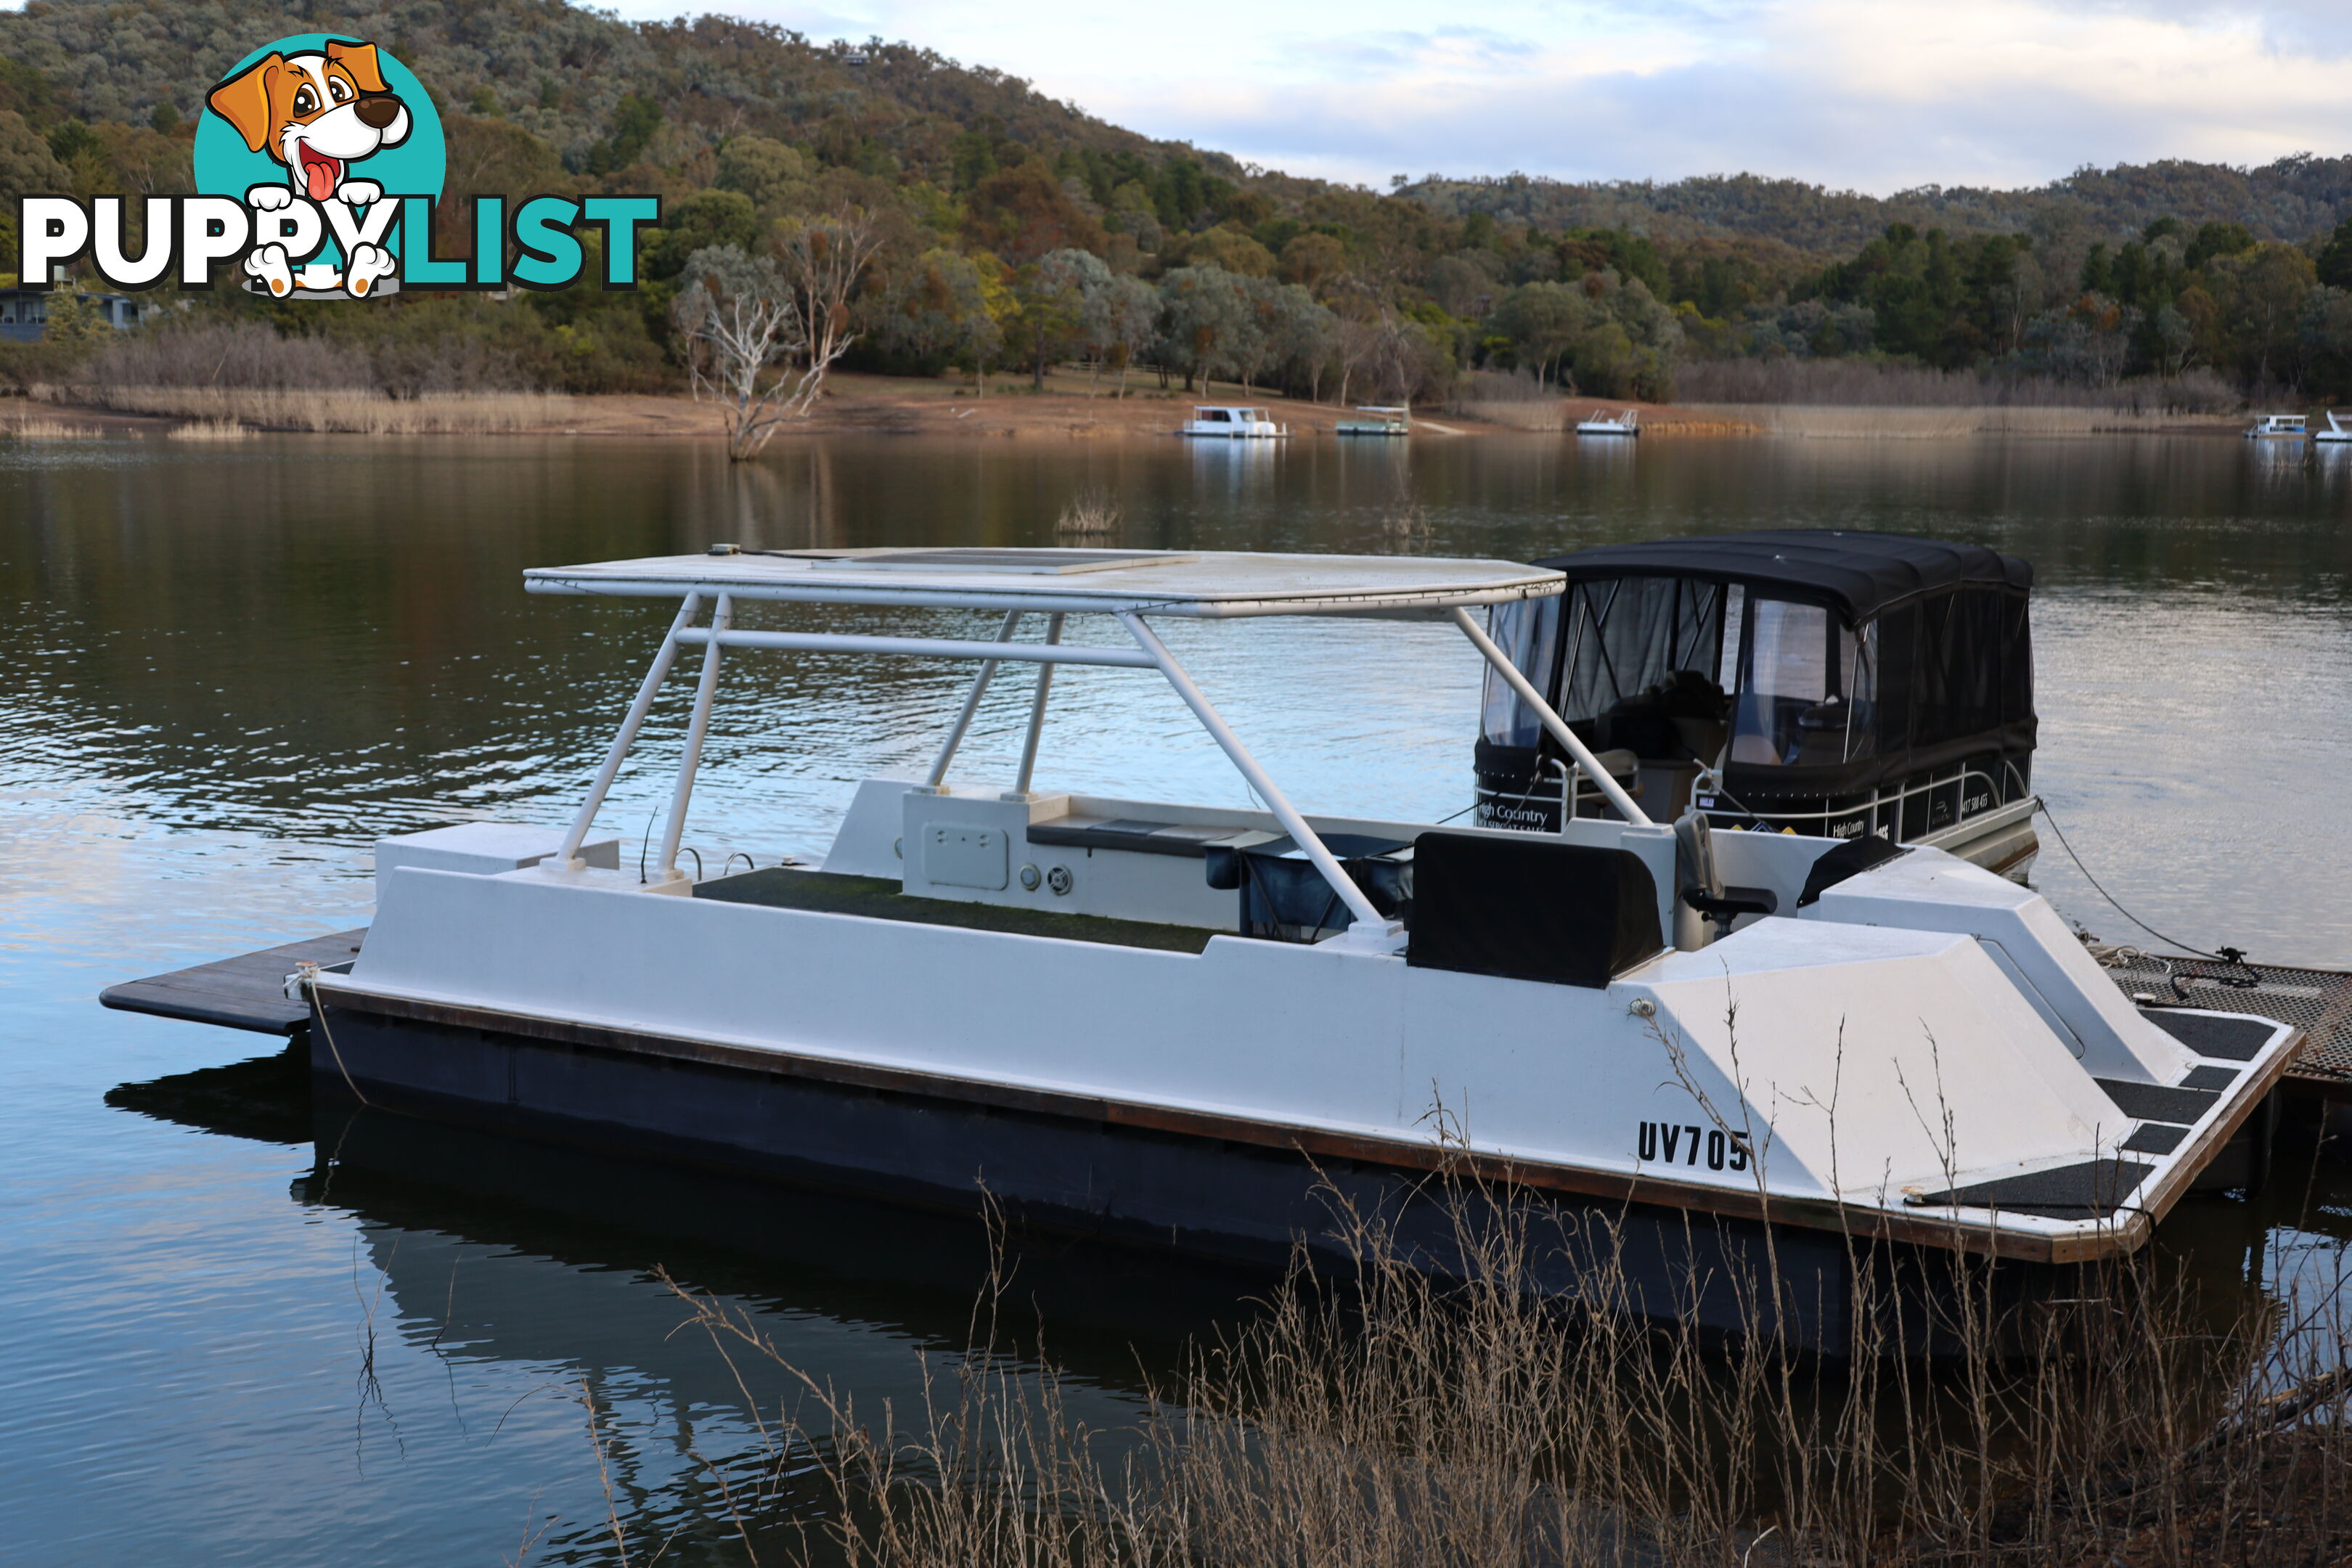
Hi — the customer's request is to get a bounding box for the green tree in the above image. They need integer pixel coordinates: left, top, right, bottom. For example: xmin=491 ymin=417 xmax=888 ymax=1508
xmin=1159 ymin=265 xmax=1262 ymax=391
xmin=716 ymin=136 xmax=812 ymax=215
xmin=1485 ymin=282 xmax=1591 ymax=385
xmin=962 ymin=161 xmax=1105 ymax=265
xmin=643 ymin=190 xmax=762 ymax=282
xmin=2316 ymin=217 xmax=2352 ymax=292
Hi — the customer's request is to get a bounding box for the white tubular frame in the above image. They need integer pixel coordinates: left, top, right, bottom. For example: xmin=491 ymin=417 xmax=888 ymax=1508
xmin=1119 ymin=611 xmax=1389 ymax=933
xmin=677 ymin=626 xmax=1146 ymax=669
xmin=560 ymin=592 xmax=702 ymax=868
xmin=1451 ymin=605 xmax=1651 ymax=827
xmin=927 ymin=611 xmax=1021 ymax=788
xmin=562 ymin=591 xmax=1554 ymax=923
xmin=657 ymin=592 xmax=732 ymax=879
xmin=1010 ymin=613 xmax=1063 ymax=797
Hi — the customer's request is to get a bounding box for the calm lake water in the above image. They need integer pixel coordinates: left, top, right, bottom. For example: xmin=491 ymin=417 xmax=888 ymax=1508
xmin=6 ymin=428 xmax=2352 ymax=1563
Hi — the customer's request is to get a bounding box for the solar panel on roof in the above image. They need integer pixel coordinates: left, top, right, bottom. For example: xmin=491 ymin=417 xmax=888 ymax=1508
xmin=801 ymin=548 xmax=1195 ymax=576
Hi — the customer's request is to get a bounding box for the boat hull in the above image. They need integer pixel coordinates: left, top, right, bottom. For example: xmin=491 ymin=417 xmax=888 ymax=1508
xmin=310 ymin=994 xmax=2033 ymax=1351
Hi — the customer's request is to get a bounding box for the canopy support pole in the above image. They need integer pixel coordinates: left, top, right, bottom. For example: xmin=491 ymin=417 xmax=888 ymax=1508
xmin=656 ymin=592 xmax=732 ymax=881
xmin=1119 ymin=611 xmax=1389 ymax=935
xmin=1451 ymin=606 xmax=1651 ymax=826
xmin=560 ymin=592 xmax=701 ymax=870
xmin=1008 ymin=613 xmax=1063 ymax=798
xmin=926 ymin=611 xmax=1021 ymax=788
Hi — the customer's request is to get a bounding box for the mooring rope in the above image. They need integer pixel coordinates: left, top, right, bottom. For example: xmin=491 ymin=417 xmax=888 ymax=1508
xmin=2037 ymin=801 xmax=2256 ymax=981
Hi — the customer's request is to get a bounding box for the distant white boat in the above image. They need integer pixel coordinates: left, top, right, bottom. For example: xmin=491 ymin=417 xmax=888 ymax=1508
xmin=1182 ymin=406 xmax=1287 ymax=438
xmin=2316 ymin=412 xmax=2352 ymax=444
xmin=1335 ymin=405 xmax=1410 ymax=437
xmin=1575 ymin=408 xmax=1640 ymax=437
xmin=2245 ymin=413 xmax=2308 ymax=439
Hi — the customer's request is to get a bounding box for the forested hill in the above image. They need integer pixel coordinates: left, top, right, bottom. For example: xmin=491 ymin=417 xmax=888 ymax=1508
xmin=1404 ymin=160 xmax=2352 ymax=255
xmin=9 ymin=0 xmax=2352 ymax=259
xmin=0 ymin=0 xmax=1225 ymax=193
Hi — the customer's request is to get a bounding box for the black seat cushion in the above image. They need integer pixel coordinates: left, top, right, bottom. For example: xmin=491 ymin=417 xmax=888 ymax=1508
xmin=1407 ymin=833 xmax=1664 ymax=987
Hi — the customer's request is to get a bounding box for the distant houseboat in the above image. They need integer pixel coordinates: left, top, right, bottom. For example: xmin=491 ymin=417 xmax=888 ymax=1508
xmin=1575 ymin=409 xmax=1641 ymax=437
xmin=2245 ymin=414 xmax=2308 ymax=439
xmin=1335 ymin=406 xmax=1410 ymax=437
xmin=1182 ymin=407 xmax=1287 ymax=438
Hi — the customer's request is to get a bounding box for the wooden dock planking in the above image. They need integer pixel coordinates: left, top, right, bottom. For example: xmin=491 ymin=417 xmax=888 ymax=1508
xmin=99 ymin=929 xmax=367 ymax=1035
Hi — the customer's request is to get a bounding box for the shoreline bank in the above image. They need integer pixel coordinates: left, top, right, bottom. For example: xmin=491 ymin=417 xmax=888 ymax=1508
xmin=5 ymin=380 xmax=2253 ymax=443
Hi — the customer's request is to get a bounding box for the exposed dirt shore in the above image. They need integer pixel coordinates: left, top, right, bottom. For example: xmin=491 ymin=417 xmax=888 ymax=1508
xmin=10 ymin=371 xmax=1757 ymax=441
xmin=13 ymin=376 xmax=2247 ymax=442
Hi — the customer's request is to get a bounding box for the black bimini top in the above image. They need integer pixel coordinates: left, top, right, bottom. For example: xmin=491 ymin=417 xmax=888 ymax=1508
xmin=1538 ymin=530 xmax=2031 ymax=623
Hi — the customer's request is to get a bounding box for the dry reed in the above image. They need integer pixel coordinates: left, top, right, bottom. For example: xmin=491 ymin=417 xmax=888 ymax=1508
xmin=1472 ymin=402 xmax=1570 ymax=432
xmin=166 ymin=419 xmax=253 ymax=441
xmin=637 ymin=1152 xmax=2352 ymax=1568
xmin=4 ymin=417 xmax=102 ymax=441
xmin=1054 ymin=488 xmax=1121 ymax=538
xmin=58 ymin=385 xmax=572 ymax=434
xmin=1677 ymin=357 xmax=2239 ymax=414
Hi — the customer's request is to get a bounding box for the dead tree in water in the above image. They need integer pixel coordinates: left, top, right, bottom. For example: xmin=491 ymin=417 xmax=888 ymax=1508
xmin=674 ymin=213 xmax=878 ymax=461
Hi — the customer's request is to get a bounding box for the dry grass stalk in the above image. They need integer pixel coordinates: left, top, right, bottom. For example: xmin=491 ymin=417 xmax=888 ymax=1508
xmin=1474 ymin=401 xmax=1569 ymax=431
xmin=1054 ymin=489 xmax=1121 ymax=538
xmin=632 ymin=1139 xmax=2352 ymax=1568
xmin=166 ymin=419 xmax=253 ymax=441
xmin=6 ymin=417 xmax=102 ymax=440
xmin=62 ymin=385 xmax=571 ymax=434
xmin=1676 ymin=356 xmax=2239 ymax=414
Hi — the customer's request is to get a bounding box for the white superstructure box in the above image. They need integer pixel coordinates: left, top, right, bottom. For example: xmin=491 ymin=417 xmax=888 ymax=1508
xmin=375 ymin=822 xmax=620 ymax=881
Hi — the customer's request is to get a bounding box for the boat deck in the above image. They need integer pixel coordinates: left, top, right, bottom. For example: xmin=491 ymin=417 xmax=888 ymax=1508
xmin=693 ymin=868 xmax=1221 ymax=952
xmin=93 ymin=919 xmax=2352 ymax=1105
xmin=98 ymin=928 xmax=367 ymax=1035
xmin=2099 ymin=950 xmax=2352 ymax=1098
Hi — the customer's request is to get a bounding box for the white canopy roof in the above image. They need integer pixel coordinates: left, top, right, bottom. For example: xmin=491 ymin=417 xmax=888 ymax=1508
xmin=525 ymin=547 xmax=1564 ymax=618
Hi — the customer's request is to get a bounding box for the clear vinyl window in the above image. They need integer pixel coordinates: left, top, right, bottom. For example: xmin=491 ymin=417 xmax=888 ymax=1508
xmin=1728 ymin=599 xmax=1861 ymax=767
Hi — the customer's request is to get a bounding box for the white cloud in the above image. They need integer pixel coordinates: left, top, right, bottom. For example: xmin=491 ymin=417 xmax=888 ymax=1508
xmin=604 ymin=0 xmax=2352 ymax=191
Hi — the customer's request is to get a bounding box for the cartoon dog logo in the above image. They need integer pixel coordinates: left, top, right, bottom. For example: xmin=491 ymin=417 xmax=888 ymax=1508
xmin=206 ymin=40 xmax=411 ymax=297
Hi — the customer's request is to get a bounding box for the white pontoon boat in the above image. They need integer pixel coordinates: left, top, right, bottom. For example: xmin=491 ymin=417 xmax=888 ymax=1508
xmin=1575 ymin=409 xmax=1641 ymax=436
xmin=284 ymin=544 xmax=2297 ymax=1337
xmin=1181 ymin=406 xmax=1286 ymax=438
xmin=1335 ymin=406 xmax=1410 ymax=437
xmin=2245 ymin=413 xmax=2308 ymax=439
xmin=1476 ymin=531 xmax=2041 ymax=879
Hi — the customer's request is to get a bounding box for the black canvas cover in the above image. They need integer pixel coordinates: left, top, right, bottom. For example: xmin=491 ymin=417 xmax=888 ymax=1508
xmin=1408 ymin=833 xmax=1663 ymax=987
xmin=1538 ymin=529 xmax=2031 ymax=622
xmin=1485 ymin=529 xmax=2037 ymax=809
xmin=1204 ymin=834 xmax=1413 ymax=943
xmin=1795 ymin=835 xmax=1908 ymax=907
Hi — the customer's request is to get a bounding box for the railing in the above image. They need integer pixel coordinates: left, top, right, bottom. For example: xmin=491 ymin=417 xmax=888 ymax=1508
xmin=1692 ymin=759 xmax=2030 ymax=841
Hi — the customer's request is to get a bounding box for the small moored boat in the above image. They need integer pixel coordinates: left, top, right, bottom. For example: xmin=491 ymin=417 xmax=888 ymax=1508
xmin=1335 ymin=405 xmax=1410 ymax=437
xmin=1575 ymin=409 xmax=1640 ymax=436
xmin=2245 ymin=413 xmax=2308 ymax=439
xmin=2315 ymin=412 xmax=2352 ymax=444
xmin=1181 ymin=406 xmax=1286 ymax=438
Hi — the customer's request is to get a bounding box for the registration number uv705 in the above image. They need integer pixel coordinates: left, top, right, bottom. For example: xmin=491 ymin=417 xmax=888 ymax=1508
xmin=1636 ymin=1121 xmax=1751 ymax=1172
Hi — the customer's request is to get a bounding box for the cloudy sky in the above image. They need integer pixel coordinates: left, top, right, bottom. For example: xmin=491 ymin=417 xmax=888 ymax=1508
xmin=605 ymin=0 xmax=2352 ymax=194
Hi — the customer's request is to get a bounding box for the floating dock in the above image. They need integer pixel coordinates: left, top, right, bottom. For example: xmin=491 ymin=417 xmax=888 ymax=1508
xmin=99 ymin=930 xmax=367 ymax=1036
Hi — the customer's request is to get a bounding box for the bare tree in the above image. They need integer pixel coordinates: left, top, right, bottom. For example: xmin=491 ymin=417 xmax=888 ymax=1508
xmin=674 ymin=211 xmax=879 ymax=462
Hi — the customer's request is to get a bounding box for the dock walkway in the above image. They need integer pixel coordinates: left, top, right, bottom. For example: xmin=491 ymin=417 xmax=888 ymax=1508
xmin=99 ymin=930 xmax=367 ymax=1035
